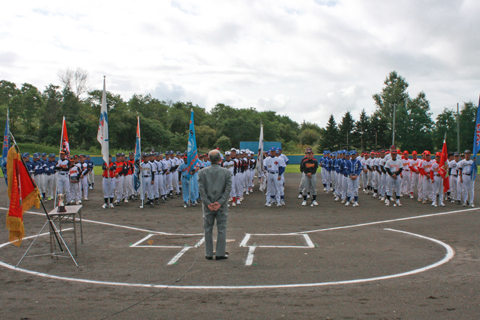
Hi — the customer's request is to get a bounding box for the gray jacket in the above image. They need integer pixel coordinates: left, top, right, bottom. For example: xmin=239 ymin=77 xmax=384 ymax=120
xmin=198 ymin=164 xmax=232 ymax=209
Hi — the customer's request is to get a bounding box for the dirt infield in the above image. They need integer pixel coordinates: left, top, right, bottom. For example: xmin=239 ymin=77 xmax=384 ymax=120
xmin=1 ymin=173 xmax=479 ymax=319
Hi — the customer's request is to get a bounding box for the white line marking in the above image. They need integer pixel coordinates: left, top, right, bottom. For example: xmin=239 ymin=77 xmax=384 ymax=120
xmin=132 ymin=246 xmax=184 ymax=248
xmin=130 ymin=234 xmax=154 ymax=247
xmin=245 ymin=246 xmax=256 ymax=266
xmin=303 ymin=234 xmax=315 ymax=248
xmin=0 ymin=207 xmax=203 ymax=236
xmin=256 ymin=245 xmax=311 ymax=248
xmin=239 ymin=234 xmax=251 ymax=247
xmin=0 ymin=228 xmax=455 ymax=289
xmin=168 ymin=247 xmax=190 ymax=265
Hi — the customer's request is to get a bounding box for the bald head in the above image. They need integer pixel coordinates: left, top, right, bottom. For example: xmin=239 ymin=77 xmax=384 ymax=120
xmin=209 ymin=149 xmax=221 ymax=164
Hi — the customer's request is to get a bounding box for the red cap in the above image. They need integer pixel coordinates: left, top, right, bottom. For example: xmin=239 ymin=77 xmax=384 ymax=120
xmin=424 ymin=151 xmax=431 ymax=155
xmin=403 ymin=150 xmax=408 ymax=154
xmin=412 ymin=151 xmax=417 ymax=155
xmin=435 ymin=152 xmax=441 ymax=157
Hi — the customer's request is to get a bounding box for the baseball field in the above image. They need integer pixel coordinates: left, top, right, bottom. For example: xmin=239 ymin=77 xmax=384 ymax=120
xmin=1 ymin=173 xmax=479 ymax=319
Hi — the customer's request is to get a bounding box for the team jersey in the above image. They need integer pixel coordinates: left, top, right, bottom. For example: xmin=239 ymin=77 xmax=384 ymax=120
xmin=279 ymin=153 xmax=289 ymax=165
xmin=141 ymin=161 xmax=153 ymax=176
xmin=385 ymin=158 xmax=402 ymax=175
xmin=264 ymin=156 xmax=280 ymax=173
xmin=422 ymin=159 xmax=433 ymax=174
xmin=69 ymin=164 xmax=81 ymax=183
xmin=346 ymin=158 xmax=363 ymax=176
xmin=102 ymin=162 xmax=116 ymax=178
xmin=365 ymin=157 xmax=374 ymax=170
xmin=409 ymin=158 xmax=421 ymax=173
xmin=449 ymin=160 xmax=459 ymax=176
xmin=222 ymin=159 xmax=236 ymax=176
xmin=56 ymin=159 xmax=70 ymax=173
xmin=402 ymin=157 xmax=410 ymax=171
xmin=301 ymin=158 xmax=318 ymax=174
xmin=458 ymin=159 xmax=474 ymax=175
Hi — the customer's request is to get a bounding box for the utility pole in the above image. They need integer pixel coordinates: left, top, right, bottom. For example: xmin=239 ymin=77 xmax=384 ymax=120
xmin=347 ymin=131 xmax=349 ymax=150
xmin=375 ymin=131 xmax=378 ymax=151
xmin=457 ymin=102 xmax=460 ymax=153
xmin=392 ymin=103 xmax=396 ymax=145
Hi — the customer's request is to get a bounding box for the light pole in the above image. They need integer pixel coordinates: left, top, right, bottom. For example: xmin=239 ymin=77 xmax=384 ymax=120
xmin=392 ymin=103 xmax=396 ymax=146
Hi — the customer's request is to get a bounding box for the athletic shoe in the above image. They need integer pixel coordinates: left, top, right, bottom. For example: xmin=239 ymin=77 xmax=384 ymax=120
xmin=311 ymin=200 xmax=318 ymax=206
xmin=380 ymin=197 xmax=385 ymax=202
xmin=345 ymin=202 xmax=350 ymax=207
xmin=75 ymin=201 xmax=81 ymax=205
xmin=471 ymin=203 xmax=475 ymax=207
xmin=385 ymin=199 xmax=390 ymax=206
xmin=396 ymin=200 xmax=402 ymax=207
xmin=410 ymin=194 xmax=414 ymax=199
xmin=363 ymin=189 xmax=366 ymax=193
xmin=109 ymin=203 xmax=115 ymax=208
xmin=451 ymin=199 xmax=455 ymax=203
xmin=298 ymin=194 xmax=303 ymax=199
xmin=353 ymin=202 xmax=359 ymax=207
xmin=341 ymin=199 xmax=346 ymax=204
xmin=334 ymin=196 xmax=340 ymax=202
xmin=89 ymin=186 xmax=93 ymax=190
xmin=101 ymin=203 xmax=108 ymax=209
xmin=236 ymin=199 xmax=241 ymax=205
xmin=372 ymin=193 xmax=377 ymax=198
xmin=192 ymin=201 xmax=198 ymax=206
xmin=432 ymin=202 xmax=437 ymax=207
xmin=281 ymin=200 xmax=285 ymax=206
xmin=462 ymin=202 xmax=467 ymax=207
xmin=301 ymin=200 xmax=307 ymax=206
xmin=232 ymin=202 xmax=236 ymax=207
xmin=267 ymin=202 xmax=272 ymax=207
xmin=323 ymin=188 xmax=326 ymax=192
xmin=350 ymin=198 xmax=355 ymax=204
xmin=277 ymin=203 xmax=282 ymax=207
xmin=439 ymin=203 xmax=445 ymax=207
xmin=183 ymin=202 xmax=188 ymax=208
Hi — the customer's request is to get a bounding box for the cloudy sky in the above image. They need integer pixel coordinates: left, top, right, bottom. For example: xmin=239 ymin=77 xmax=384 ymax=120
xmin=1 ymin=0 xmax=479 ymax=127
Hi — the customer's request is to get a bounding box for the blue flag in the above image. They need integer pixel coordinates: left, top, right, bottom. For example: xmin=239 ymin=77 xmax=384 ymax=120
xmin=472 ymin=95 xmax=480 ymax=180
xmin=186 ymin=109 xmax=198 ymax=176
xmin=134 ymin=117 xmax=141 ymax=192
xmin=2 ymin=112 xmax=10 ymax=186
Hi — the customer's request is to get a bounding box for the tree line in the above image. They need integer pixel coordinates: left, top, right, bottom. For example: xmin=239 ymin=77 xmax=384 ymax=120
xmin=318 ymin=71 xmax=477 ymax=154
xmin=0 ymin=70 xmax=477 ymax=155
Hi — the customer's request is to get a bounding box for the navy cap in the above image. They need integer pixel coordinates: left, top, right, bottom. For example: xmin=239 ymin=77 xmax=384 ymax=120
xmin=23 ymin=152 xmax=30 ymax=158
xmin=165 ymin=151 xmax=170 ymax=155
xmin=176 ymin=151 xmax=181 ymax=155
xmin=86 ymin=155 xmax=90 ymax=158
xmin=41 ymin=152 xmax=47 ymax=157
xmin=33 ymin=153 xmax=39 ymax=158
xmin=48 ymin=153 xmax=56 ymax=158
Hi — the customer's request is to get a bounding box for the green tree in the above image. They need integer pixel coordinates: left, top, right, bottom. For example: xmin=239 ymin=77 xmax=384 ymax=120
xmin=355 ymin=109 xmax=370 ymax=151
xmin=318 ymin=114 xmax=338 ymax=152
xmin=215 ymin=135 xmax=231 ymax=152
xmin=434 ymin=108 xmax=458 ymax=152
xmin=338 ymin=111 xmax=355 ymax=150
xmin=459 ymin=101 xmax=477 ymax=153
xmin=299 ymin=128 xmax=318 ymax=145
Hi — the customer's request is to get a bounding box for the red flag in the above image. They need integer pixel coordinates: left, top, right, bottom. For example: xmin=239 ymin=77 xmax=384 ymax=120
xmin=438 ymin=140 xmax=450 ymax=193
xmin=6 ymin=147 xmax=41 ymax=246
xmin=61 ymin=117 xmax=70 ymax=160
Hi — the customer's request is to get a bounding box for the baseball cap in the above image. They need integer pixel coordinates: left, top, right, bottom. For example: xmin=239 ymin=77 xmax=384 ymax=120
xmin=225 ymin=151 xmax=231 ymax=155
xmin=412 ymin=151 xmax=417 ymax=155
xmin=403 ymin=150 xmax=408 ymax=154
xmin=465 ymin=149 xmax=471 ymax=154
xmin=391 ymin=150 xmax=397 ymax=154
xmin=390 ymin=145 xmax=396 ymax=149
xmin=48 ymin=153 xmax=55 ymax=158
xmin=23 ymin=152 xmax=30 ymax=158
xmin=424 ymin=151 xmax=431 ymax=155
xmin=454 ymin=152 xmax=460 ymax=156
xmin=351 ymin=150 xmax=357 ymax=155
xmin=129 ymin=152 xmax=134 ymax=155
xmin=306 ymin=147 xmax=313 ymax=153
xmin=33 ymin=153 xmax=39 ymax=158
xmin=435 ymin=152 xmax=441 ymax=157
xmin=41 ymin=152 xmax=47 ymax=157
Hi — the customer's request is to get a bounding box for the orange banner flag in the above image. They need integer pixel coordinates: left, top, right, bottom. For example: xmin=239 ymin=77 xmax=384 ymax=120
xmin=6 ymin=146 xmax=41 ymax=246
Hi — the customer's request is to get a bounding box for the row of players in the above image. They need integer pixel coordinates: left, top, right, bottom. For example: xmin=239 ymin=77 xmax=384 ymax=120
xmin=118 ymin=148 xmax=259 ymax=208
xmin=21 ymin=152 xmax=95 ymax=202
xmin=314 ymin=145 xmax=475 ymax=207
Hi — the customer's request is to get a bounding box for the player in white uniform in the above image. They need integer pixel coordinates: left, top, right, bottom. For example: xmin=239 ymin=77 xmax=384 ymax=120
xmin=275 ymin=149 xmax=286 ymax=206
xmin=420 ymin=151 xmax=433 ymax=204
xmin=385 ymin=150 xmax=403 ymax=207
xmin=140 ymin=153 xmax=155 ymax=208
xmin=408 ymin=151 xmax=421 ymax=199
xmin=458 ymin=150 xmax=475 ymax=207
xmin=430 ymin=152 xmax=446 ymax=207
xmin=222 ymin=151 xmax=237 ymax=206
xmin=364 ymin=151 xmax=375 ymax=195
xmin=68 ymin=156 xmax=82 ymax=205
xmin=400 ymin=151 xmax=411 ymax=196
xmin=448 ymin=152 xmax=461 ymax=204
xmin=264 ymin=148 xmax=283 ymax=207
xmin=55 ymin=151 xmax=70 ymax=200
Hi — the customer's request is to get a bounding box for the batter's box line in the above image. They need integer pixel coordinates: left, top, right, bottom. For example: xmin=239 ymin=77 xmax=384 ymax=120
xmin=240 ymin=233 xmax=315 ymax=266
xmin=130 ymin=233 xmax=205 ymax=265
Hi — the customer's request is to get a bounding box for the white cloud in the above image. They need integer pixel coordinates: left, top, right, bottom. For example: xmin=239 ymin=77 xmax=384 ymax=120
xmin=0 ymin=0 xmax=479 ymax=127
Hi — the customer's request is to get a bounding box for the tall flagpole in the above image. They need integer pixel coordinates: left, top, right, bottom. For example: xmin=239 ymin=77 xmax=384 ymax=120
xmin=138 ymin=116 xmax=143 ymax=208
xmin=54 ymin=116 xmax=65 ymax=207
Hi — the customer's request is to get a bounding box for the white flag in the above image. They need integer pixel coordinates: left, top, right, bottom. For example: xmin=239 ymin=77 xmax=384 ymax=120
xmin=97 ymin=76 xmax=109 ymax=164
xmin=257 ymin=124 xmax=266 ymax=192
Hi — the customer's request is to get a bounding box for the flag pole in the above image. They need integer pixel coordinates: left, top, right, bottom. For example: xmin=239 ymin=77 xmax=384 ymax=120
xmin=54 ymin=117 xmax=65 ymax=208
xmin=9 ymin=131 xmax=64 ymax=253
xmin=138 ymin=116 xmax=143 ymax=208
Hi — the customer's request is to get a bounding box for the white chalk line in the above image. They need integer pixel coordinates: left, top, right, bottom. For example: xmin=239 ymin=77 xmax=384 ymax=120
xmin=0 ymin=207 xmax=203 ymax=236
xmin=167 ymin=238 xmax=205 ymax=265
xmin=0 ymin=228 xmax=455 ymax=289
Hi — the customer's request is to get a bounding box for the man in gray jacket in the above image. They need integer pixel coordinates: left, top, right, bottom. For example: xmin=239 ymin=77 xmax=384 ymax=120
xmin=198 ymin=149 xmax=232 ymax=260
